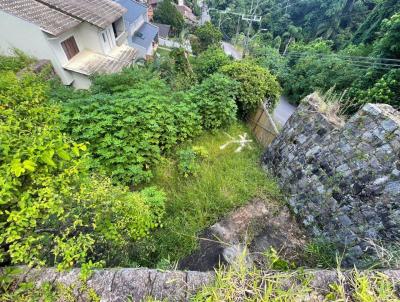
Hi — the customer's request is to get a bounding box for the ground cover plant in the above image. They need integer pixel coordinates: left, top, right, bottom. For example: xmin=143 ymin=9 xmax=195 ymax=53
xmin=131 ymin=124 xmax=282 ymax=267
xmin=192 ymin=254 xmax=400 ymax=302
xmin=61 ymin=75 xmax=202 ymax=185
xmin=0 ymin=72 xmax=166 ymax=270
xmin=0 ymin=50 xmax=34 ymax=72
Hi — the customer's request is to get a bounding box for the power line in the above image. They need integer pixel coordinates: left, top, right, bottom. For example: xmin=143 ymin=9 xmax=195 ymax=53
xmin=284 ymin=52 xmax=400 ymax=68
xmin=281 ymin=52 xmax=400 ymax=70
xmin=286 ymin=51 xmax=400 ymax=63
xmin=284 ymin=55 xmax=400 ymax=70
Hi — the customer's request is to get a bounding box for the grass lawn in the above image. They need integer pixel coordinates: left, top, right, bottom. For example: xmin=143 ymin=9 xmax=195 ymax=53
xmin=156 ymin=47 xmax=172 ymax=58
xmin=132 ymin=123 xmax=282 ymax=267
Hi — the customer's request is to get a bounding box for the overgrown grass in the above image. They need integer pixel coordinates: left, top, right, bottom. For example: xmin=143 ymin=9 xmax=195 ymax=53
xmin=156 ymin=47 xmax=172 ymax=58
xmin=132 ymin=123 xmax=282 ymax=267
xmin=192 ymin=253 xmax=400 ymax=302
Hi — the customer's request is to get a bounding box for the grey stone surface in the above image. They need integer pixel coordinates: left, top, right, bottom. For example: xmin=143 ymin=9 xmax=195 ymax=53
xmin=14 ymin=267 xmax=214 ymax=301
xmin=8 ymin=266 xmax=400 ymax=301
xmin=263 ymin=93 xmax=400 ymax=265
xmin=179 ymin=200 xmax=308 ymax=271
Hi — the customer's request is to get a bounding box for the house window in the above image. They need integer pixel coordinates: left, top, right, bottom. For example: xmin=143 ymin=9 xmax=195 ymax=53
xmin=112 ymin=17 xmax=124 ymax=38
xmin=61 ymin=36 xmax=79 ymax=60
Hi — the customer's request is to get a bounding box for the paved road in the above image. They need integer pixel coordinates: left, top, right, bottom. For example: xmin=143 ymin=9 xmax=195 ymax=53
xmin=221 ymin=42 xmax=242 ymax=60
xmin=273 ymin=96 xmax=296 ymax=126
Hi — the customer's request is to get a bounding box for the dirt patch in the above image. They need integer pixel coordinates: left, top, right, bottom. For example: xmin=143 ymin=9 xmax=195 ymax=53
xmin=179 ymin=199 xmax=309 ymax=271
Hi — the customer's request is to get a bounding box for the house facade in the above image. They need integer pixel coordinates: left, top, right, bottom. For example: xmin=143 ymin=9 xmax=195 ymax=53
xmin=114 ymin=0 xmax=159 ymax=59
xmin=0 ymin=0 xmax=137 ymax=89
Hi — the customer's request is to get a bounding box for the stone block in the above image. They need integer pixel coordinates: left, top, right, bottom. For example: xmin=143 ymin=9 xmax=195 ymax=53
xmin=263 ymin=95 xmax=400 ymax=264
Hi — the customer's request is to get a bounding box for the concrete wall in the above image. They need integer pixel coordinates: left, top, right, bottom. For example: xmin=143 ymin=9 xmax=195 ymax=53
xmin=263 ymin=93 xmax=400 ymax=265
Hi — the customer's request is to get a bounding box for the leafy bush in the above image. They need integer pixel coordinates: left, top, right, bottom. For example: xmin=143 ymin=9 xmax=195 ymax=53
xmin=153 ymin=0 xmax=184 ymax=34
xmin=177 ymin=146 xmax=208 ymax=177
xmin=280 ymin=40 xmax=365 ymax=104
xmin=90 ymin=66 xmax=157 ymax=95
xmin=0 ymin=50 xmax=34 ymax=72
xmin=356 ymin=69 xmax=400 ymax=109
xmin=189 ymin=73 xmax=238 ymax=130
xmin=220 ymin=60 xmax=282 ymax=114
xmin=191 ymin=22 xmax=223 ymax=54
xmin=61 ymin=77 xmax=202 ymax=185
xmin=193 ymin=46 xmax=231 ymax=81
xmin=0 ymin=72 xmax=166 ymax=268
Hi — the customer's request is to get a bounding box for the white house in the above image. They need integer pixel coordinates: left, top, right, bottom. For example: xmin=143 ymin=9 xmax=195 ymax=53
xmin=0 ymin=0 xmax=138 ymax=89
xmin=114 ymin=0 xmax=159 ymax=59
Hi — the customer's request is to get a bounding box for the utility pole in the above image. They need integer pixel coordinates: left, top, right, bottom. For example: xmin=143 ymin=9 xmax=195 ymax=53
xmin=208 ymin=7 xmax=261 ymax=55
xmin=241 ymin=0 xmax=264 ymax=57
xmin=283 ymin=36 xmax=294 ymax=56
xmin=284 ymin=0 xmax=290 ymax=14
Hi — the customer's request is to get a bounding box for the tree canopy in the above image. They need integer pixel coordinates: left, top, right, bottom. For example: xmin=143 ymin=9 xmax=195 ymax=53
xmin=154 ymin=0 xmax=184 ymax=34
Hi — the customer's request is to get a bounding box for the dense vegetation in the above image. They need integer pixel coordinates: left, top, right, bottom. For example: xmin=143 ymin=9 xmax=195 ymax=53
xmin=2 ymin=0 xmax=400 ymax=298
xmin=0 ymin=38 xmax=282 ymax=273
xmin=208 ymin=0 xmax=400 ymax=109
xmin=0 ymin=72 xmax=166 ymax=270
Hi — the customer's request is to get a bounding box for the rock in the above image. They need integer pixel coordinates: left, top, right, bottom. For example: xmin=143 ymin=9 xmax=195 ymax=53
xmin=11 ymin=266 xmax=400 ymax=301
xmin=263 ymin=95 xmax=400 ymax=265
xmin=179 ymin=200 xmax=308 ymax=271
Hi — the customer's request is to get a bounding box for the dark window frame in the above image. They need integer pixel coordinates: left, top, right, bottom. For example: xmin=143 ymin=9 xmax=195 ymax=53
xmin=61 ymin=36 xmax=79 ymax=60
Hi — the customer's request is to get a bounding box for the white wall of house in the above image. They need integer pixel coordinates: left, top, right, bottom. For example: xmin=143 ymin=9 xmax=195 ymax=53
xmin=133 ymin=44 xmax=147 ymax=58
xmin=46 ymin=22 xmax=104 ymax=67
xmin=129 ymin=13 xmax=146 ymax=35
xmin=0 ymin=10 xmax=74 ymax=85
xmin=0 ymin=11 xmax=130 ymax=89
xmin=70 ymin=71 xmax=92 ymax=89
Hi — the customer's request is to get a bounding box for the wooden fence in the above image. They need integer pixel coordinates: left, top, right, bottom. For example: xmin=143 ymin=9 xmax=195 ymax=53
xmin=247 ymin=102 xmax=280 ymax=147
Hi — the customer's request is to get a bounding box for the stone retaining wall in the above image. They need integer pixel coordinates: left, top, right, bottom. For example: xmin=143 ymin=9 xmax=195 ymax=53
xmin=6 ymin=266 xmax=213 ymax=301
xmin=5 ymin=266 xmax=400 ymax=301
xmin=263 ymin=93 xmax=400 ymax=265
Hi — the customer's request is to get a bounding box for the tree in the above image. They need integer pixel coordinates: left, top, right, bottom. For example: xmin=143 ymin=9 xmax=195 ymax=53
xmin=154 ymin=0 xmax=184 ymax=34
xmin=353 ymin=0 xmax=400 ymax=45
xmin=357 ymin=70 xmax=400 ymax=109
xmin=191 ymin=22 xmax=223 ymax=54
xmin=220 ymin=60 xmax=282 ymax=114
xmin=373 ymin=13 xmax=400 ymax=59
xmin=193 ymin=46 xmax=231 ymax=81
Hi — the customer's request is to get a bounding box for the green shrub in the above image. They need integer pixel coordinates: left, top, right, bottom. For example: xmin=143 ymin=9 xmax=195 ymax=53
xmin=177 ymin=146 xmax=208 ymax=177
xmin=90 ymin=66 xmax=157 ymax=95
xmin=0 ymin=50 xmax=34 ymax=72
xmin=193 ymin=46 xmax=231 ymax=81
xmin=191 ymin=22 xmax=222 ymax=54
xmin=190 ymin=73 xmax=238 ymax=130
xmin=61 ymin=78 xmax=202 ymax=185
xmin=0 ymin=72 xmax=166 ymax=268
xmin=220 ymin=60 xmax=282 ymax=114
